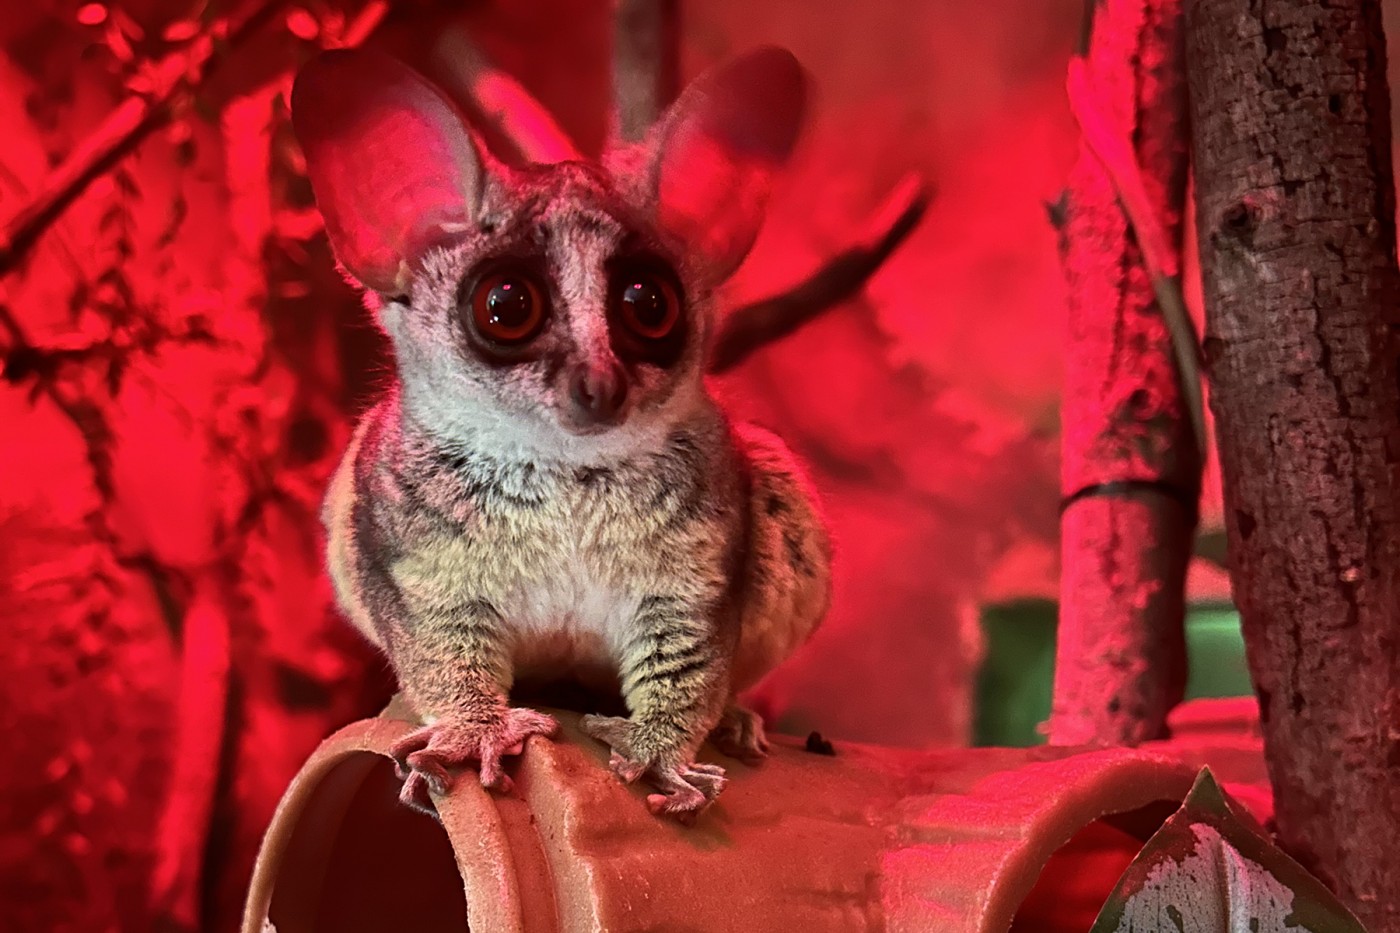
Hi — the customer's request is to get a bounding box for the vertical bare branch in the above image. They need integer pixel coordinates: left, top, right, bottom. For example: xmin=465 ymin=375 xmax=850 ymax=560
xmin=610 ymin=0 xmax=680 ymax=145
xmin=1050 ymin=0 xmax=1199 ymax=747
xmin=431 ymin=29 xmax=581 ymax=165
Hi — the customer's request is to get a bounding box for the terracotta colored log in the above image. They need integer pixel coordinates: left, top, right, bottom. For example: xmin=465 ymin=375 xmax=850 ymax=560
xmin=1051 ymin=0 xmax=1198 ymax=747
xmin=241 ymin=710 xmax=1216 ymax=933
xmin=1187 ymin=0 xmax=1400 ymax=924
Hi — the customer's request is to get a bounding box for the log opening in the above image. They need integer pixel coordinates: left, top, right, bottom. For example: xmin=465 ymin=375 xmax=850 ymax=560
xmin=265 ymin=755 xmax=468 ymax=933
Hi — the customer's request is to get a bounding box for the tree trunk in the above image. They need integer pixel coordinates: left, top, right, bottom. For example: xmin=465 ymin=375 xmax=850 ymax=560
xmin=1187 ymin=0 xmax=1400 ymax=926
xmin=1051 ymin=0 xmax=1197 ymax=747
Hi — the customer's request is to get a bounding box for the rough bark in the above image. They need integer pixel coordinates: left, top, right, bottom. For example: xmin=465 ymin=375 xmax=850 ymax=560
xmin=1187 ymin=0 xmax=1400 ymax=926
xmin=1051 ymin=0 xmax=1198 ymax=746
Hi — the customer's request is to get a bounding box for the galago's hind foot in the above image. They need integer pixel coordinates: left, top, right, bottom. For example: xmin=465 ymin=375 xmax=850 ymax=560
xmin=707 ymin=704 xmax=770 ymax=763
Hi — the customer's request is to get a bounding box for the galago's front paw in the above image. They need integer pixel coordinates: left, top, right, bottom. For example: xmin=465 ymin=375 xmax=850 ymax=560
xmin=390 ymin=707 xmax=558 ymax=813
xmin=580 ymin=714 xmax=727 ymax=821
xmin=708 ymin=705 xmax=770 ymax=763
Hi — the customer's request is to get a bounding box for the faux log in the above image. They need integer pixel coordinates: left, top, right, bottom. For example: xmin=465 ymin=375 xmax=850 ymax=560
xmin=240 ymin=710 xmax=1218 ymax=933
xmin=1187 ymin=0 xmax=1400 ymax=926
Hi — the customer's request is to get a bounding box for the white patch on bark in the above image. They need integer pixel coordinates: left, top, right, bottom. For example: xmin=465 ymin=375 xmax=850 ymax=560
xmin=1112 ymin=824 xmax=1305 ymax=933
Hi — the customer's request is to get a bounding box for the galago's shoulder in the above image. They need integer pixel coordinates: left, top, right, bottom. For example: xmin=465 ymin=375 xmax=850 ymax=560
xmin=721 ymin=416 xmax=818 ymax=490
xmin=722 ymin=416 xmax=828 ymax=537
xmin=333 ymin=392 xmax=495 ymax=544
xmin=322 ymin=395 xmax=393 ymax=533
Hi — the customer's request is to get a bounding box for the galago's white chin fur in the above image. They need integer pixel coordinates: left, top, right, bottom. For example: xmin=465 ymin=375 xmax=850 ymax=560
xmin=398 ymin=372 xmax=709 ymax=468
xmin=378 ymin=296 xmax=713 ymax=467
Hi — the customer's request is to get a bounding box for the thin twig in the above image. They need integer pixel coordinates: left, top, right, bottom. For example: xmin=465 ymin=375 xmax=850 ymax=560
xmin=150 ymin=577 xmax=230 ymax=931
xmin=1066 ymin=57 xmax=1207 ymax=467
xmin=709 ymin=172 xmax=930 ymax=374
xmin=333 ymin=0 xmax=390 ymax=48
xmin=0 ymin=0 xmax=290 ymax=278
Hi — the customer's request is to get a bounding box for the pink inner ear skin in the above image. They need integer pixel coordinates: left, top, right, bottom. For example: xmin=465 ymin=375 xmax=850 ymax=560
xmin=647 ymin=47 xmax=810 ymax=283
xmin=655 ymin=132 xmax=772 ymax=275
xmin=291 ymin=49 xmax=484 ymax=294
xmin=307 ymin=105 xmax=475 ymax=293
xmin=690 ymin=47 xmax=808 ymax=163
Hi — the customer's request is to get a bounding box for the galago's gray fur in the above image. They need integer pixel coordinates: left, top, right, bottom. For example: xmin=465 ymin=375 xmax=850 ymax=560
xmin=293 ymin=45 xmax=831 ymax=818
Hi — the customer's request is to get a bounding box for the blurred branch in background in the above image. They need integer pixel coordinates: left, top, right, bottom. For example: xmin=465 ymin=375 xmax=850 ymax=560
xmin=431 ymin=26 xmax=582 ymax=165
xmin=710 ymin=172 xmax=930 ymax=374
xmin=0 ymin=0 xmax=389 ymax=280
xmin=610 ymin=0 xmax=679 ymax=145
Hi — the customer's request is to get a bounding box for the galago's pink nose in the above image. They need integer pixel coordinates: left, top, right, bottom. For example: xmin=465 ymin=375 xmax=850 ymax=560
xmin=569 ymin=360 xmax=628 ymax=423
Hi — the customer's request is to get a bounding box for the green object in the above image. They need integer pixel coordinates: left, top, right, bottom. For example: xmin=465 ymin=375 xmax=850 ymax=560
xmin=1183 ymin=603 xmax=1251 ymax=700
xmin=974 ymin=601 xmax=1252 ymax=748
xmin=1090 ymin=769 xmax=1367 ymax=933
xmin=974 ymin=599 xmax=1057 ymax=747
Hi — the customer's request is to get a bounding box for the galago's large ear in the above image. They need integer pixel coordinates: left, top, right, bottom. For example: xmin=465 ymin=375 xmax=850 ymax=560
xmin=643 ymin=47 xmax=808 ymax=282
xmin=291 ymin=49 xmax=487 ymax=294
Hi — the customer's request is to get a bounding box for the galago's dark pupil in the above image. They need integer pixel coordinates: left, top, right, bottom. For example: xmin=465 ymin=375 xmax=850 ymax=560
xmin=624 ymin=281 xmax=666 ymax=328
xmin=487 ymin=281 xmax=531 ymax=327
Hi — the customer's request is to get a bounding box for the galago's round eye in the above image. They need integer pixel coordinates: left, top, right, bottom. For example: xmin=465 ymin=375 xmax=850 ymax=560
xmin=470 ymin=272 xmax=546 ymax=344
xmin=614 ymin=273 xmax=680 ymax=341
